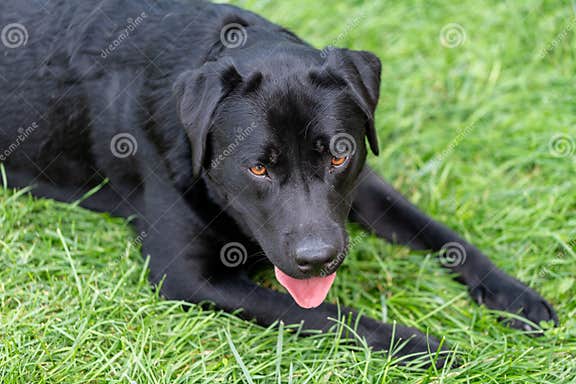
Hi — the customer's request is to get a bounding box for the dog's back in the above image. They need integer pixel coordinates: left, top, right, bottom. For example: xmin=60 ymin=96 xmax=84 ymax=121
xmin=0 ymin=0 xmax=307 ymax=213
xmin=0 ymin=0 xmax=269 ymax=190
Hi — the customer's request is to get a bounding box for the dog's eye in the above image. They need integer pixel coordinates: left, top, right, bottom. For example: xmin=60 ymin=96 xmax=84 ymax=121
xmin=330 ymin=156 xmax=347 ymax=167
xmin=249 ymin=164 xmax=268 ymax=177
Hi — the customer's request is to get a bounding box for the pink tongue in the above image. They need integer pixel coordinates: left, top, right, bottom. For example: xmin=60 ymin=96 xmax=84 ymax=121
xmin=274 ymin=267 xmax=336 ymax=309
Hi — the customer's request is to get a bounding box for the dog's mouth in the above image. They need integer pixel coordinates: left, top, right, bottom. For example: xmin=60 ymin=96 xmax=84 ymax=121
xmin=274 ymin=267 xmax=336 ymax=309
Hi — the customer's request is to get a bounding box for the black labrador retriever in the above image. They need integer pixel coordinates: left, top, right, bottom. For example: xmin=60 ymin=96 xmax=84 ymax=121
xmin=0 ymin=0 xmax=558 ymax=366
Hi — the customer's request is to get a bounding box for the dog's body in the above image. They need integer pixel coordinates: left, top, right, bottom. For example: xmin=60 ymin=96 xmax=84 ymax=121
xmin=0 ymin=0 xmax=557 ymax=366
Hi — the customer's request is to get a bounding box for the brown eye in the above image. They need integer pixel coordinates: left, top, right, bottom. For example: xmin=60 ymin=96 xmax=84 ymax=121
xmin=331 ymin=156 xmax=347 ymax=167
xmin=249 ymin=164 xmax=267 ymax=176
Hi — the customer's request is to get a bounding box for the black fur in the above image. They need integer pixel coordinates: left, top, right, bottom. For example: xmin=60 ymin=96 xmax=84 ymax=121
xmin=0 ymin=0 xmax=558 ymax=367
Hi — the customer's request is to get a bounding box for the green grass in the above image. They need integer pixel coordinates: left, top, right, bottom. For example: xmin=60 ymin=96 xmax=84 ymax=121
xmin=1 ymin=0 xmax=576 ymax=382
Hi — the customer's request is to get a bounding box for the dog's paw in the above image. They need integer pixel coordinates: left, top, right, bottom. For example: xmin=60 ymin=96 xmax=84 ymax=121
xmin=362 ymin=319 xmax=452 ymax=369
xmin=469 ymin=270 xmax=559 ymax=333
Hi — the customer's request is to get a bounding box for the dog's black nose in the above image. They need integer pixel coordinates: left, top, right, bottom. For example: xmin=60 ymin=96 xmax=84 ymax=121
xmin=295 ymin=241 xmax=338 ymax=274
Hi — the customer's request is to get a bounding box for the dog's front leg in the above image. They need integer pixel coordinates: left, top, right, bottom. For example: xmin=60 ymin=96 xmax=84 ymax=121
xmin=164 ymin=267 xmax=446 ymax=366
xmin=138 ymin=176 xmax=446 ymax=366
xmin=350 ymin=166 xmax=558 ymax=331
xmin=150 ymin=250 xmax=448 ymax=367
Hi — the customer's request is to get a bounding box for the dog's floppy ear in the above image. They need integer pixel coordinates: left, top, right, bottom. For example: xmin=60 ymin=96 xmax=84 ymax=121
xmin=323 ymin=48 xmax=381 ymax=155
xmin=173 ymin=60 xmax=242 ymax=176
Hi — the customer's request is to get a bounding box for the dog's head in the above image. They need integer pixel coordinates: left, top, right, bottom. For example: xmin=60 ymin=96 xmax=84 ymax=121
xmin=174 ymin=47 xmax=381 ymax=285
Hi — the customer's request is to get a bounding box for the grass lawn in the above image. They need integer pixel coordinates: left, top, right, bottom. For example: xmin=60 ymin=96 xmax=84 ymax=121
xmin=1 ymin=0 xmax=576 ymax=382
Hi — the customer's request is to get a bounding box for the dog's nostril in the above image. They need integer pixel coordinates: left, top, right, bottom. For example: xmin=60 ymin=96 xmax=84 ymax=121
xmin=296 ymin=262 xmax=314 ymax=273
xmin=295 ymin=243 xmax=338 ymax=274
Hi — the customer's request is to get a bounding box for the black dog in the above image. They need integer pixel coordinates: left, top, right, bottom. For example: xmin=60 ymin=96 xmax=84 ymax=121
xmin=0 ymin=0 xmax=558 ymax=366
